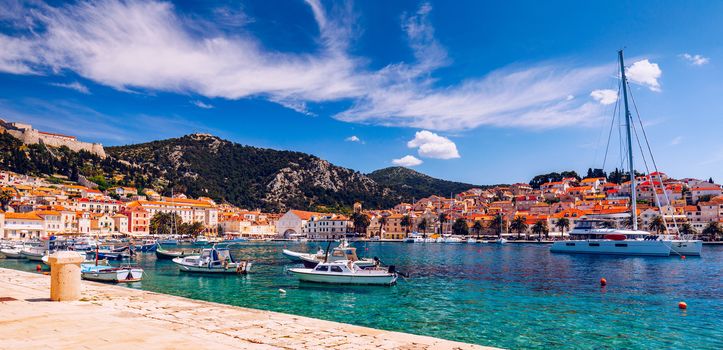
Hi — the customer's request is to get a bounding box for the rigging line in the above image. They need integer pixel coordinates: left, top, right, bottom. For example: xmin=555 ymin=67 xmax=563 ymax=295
xmin=628 ymin=82 xmax=680 ymax=232
xmin=602 ymin=79 xmax=622 ymax=171
xmin=631 ymin=114 xmax=670 ymax=234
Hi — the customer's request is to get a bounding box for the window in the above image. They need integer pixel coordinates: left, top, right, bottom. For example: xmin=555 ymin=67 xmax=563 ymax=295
xmin=315 ymin=265 xmax=329 ymax=272
xmin=615 ymin=243 xmax=628 ymax=247
xmin=566 ymin=243 xmax=575 ymax=246
xmin=330 ymin=266 xmax=343 ymax=272
xmin=588 ymin=243 xmax=600 ymax=247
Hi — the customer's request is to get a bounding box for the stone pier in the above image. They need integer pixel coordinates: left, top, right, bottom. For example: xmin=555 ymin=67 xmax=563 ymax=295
xmin=0 ymin=268 xmax=496 ymax=350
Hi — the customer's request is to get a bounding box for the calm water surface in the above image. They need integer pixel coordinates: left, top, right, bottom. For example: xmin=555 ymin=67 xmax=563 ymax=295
xmin=2 ymin=242 xmax=721 ymax=349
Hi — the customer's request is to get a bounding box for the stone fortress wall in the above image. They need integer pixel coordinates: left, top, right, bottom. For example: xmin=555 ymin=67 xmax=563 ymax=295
xmin=0 ymin=119 xmax=106 ymax=158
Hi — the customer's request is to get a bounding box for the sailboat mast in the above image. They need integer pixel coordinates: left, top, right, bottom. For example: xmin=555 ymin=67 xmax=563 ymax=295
xmin=618 ymin=50 xmax=638 ymax=230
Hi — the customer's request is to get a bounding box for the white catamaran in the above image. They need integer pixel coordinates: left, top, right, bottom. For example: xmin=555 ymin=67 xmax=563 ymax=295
xmin=551 ymin=50 xmax=702 ymax=257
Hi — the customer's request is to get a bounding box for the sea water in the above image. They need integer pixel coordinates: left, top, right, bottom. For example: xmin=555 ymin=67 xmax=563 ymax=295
xmin=2 ymin=242 xmax=721 ymax=349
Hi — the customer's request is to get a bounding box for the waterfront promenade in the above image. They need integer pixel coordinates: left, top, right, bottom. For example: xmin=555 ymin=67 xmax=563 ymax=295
xmin=0 ymin=268 xmax=492 ymax=350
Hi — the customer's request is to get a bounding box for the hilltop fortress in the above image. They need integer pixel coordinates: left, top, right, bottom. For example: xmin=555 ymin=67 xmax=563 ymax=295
xmin=0 ymin=119 xmax=106 ymax=158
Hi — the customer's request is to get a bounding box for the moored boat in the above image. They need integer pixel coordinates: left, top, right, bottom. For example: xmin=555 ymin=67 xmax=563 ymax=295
xmin=0 ymin=246 xmax=23 ymax=258
xmin=297 ymin=241 xmax=375 ymax=268
xmin=289 ymin=260 xmax=398 ymax=285
xmin=81 ymin=263 xmax=143 ymax=283
xmin=172 ymin=246 xmax=251 ymax=274
xmin=282 ymin=247 xmax=323 ymax=263
xmin=155 ymin=244 xmax=197 ymax=260
xmin=20 ymin=246 xmax=47 ymax=261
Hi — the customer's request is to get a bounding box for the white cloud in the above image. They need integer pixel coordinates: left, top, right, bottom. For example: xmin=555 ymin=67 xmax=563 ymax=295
xmin=392 ymin=155 xmax=422 ymax=167
xmin=345 ymin=135 xmax=360 ymax=142
xmin=590 ymin=89 xmax=617 ymax=105
xmin=670 ymin=136 xmax=682 ymax=145
xmin=680 ymin=53 xmax=709 ymax=66
xmin=49 ymin=81 xmax=90 ymax=94
xmin=407 ymin=130 xmax=460 ymax=159
xmin=626 ymin=59 xmax=662 ymax=92
xmin=0 ymin=1 xmax=618 ymax=131
xmin=191 ymin=100 xmax=213 ymax=109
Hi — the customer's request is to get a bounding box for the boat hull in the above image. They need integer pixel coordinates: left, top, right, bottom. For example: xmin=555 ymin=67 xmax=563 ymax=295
xmin=281 ymin=249 xmax=305 ymax=263
xmin=668 ymin=240 xmax=703 ymax=256
xmin=81 ymin=267 xmax=143 ymax=283
xmin=172 ymin=258 xmax=252 ymax=274
xmin=550 ymin=240 xmax=671 ymax=256
xmin=20 ymin=251 xmax=45 ymax=261
xmin=0 ymin=249 xmax=23 ymax=258
xmin=289 ymin=269 xmax=397 ymax=285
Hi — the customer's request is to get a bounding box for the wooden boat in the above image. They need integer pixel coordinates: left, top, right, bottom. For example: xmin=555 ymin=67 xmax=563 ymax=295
xmin=289 ymin=260 xmax=398 ymax=285
xmin=81 ymin=263 xmax=143 ymax=283
xmin=172 ymin=247 xmax=251 ymax=274
xmin=155 ymin=244 xmax=197 ymax=260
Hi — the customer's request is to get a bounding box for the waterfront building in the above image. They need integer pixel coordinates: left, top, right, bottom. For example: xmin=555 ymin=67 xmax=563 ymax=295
xmin=276 ymin=210 xmax=322 ymax=238
xmin=3 ymin=212 xmax=44 ymax=239
xmin=306 ymin=214 xmax=352 ymax=239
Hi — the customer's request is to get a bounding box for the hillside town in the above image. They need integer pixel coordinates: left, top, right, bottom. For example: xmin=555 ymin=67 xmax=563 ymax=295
xmin=0 ymin=169 xmax=721 ymax=242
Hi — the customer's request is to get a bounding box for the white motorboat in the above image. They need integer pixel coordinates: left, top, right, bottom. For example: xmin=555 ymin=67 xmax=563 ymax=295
xmin=423 ymin=237 xmax=435 ymax=243
xmin=434 ymin=237 xmax=444 ymax=243
xmin=443 ymin=236 xmax=464 ymax=243
xmin=289 ymin=260 xmax=398 ymax=286
xmin=297 ymin=241 xmax=375 ymax=268
xmin=466 ymin=238 xmax=477 ymax=244
xmin=1 ymin=246 xmax=23 ymax=258
xmin=495 ymin=238 xmax=507 ymax=244
xmin=81 ymin=263 xmax=143 ymax=283
xmin=172 ymin=247 xmax=251 ymax=274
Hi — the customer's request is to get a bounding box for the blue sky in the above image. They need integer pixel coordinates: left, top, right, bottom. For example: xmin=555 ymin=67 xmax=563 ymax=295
xmin=0 ymin=0 xmax=721 ymax=184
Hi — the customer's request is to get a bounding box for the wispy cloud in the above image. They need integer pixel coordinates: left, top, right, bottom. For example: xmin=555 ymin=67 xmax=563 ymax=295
xmin=679 ymin=53 xmax=709 ymax=66
xmin=49 ymin=81 xmax=91 ymax=94
xmin=191 ymin=100 xmax=213 ymax=109
xmin=0 ymin=0 xmax=624 ymax=131
xmin=392 ymin=155 xmax=422 ymax=167
xmin=345 ymin=135 xmax=360 ymax=142
xmin=590 ymin=89 xmax=617 ymax=105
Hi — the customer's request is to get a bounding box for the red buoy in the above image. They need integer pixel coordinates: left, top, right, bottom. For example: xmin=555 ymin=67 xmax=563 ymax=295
xmin=35 ymin=264 xmax=42 ymax=272
xmin=678 ymin=301 xmax=687 ymax=310
xmin=681 ymin=255 xmax=686 ymax=260
xmin=600 ymin=278 xmax=607 ymax=286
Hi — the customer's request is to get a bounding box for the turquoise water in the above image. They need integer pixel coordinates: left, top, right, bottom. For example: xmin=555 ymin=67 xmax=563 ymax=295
xmin=2 ymin=242 xmax=722 ymax=349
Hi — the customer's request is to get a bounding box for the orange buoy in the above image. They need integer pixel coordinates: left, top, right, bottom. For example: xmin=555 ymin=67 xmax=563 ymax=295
xmin=678 ymin=301 xmax=687 ymax=309
xmin=600 ymin=278 xmax=607 ymax=286
xmin=35 ymin=264 xmax=42 ymax=272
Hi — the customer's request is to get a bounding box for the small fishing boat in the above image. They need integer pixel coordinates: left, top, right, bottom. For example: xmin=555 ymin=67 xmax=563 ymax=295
xmin=155 ymin=244 xmax=197 ymax=260
xmin=297 ymin=241 xmax=375 ymax=268
xmin=282 ymin=247 xmax=323 ymax=263
xmin=443 ymin=235 xmax=464 ymax=243
xmin=495 ymin=238 xmax=507 ymax=244
xmin=0 ymin=246 xmax=23 ymax=258
xmin=20 ymin=246 xmax=48 ymax=261
xmin=81 ymin=263 xmax=144 ymax=283
xmin=137 ymin=240 xmax=157 ymax=252
xmin=193 ymin=236 xmax=210 ymax=246
xmin=172 ymin=247 xmax=251 ymax=274
xmin=289 ymin=260 xmax=398 ymax=285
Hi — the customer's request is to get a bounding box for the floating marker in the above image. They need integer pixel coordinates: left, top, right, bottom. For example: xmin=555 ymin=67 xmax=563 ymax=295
xmin=600 ymin=278 xmax=607 ymax=286
xmin=678 ymin=301 xmax=687 ymax=310
xmin=681 ymin=255 xmax=686 ymax=260
xmin=36 ymin=264 xmax=42 ymax=272
xmin=279 ymin=289 xmax=287 ymax=294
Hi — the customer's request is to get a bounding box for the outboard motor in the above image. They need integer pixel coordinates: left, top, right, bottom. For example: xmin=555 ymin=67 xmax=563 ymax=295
xmin=387 ymin=265 xmax=396 ymax=273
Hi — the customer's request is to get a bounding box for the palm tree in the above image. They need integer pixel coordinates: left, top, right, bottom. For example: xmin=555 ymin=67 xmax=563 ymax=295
xmin=452 ymin=218 xmax=469 ymax=236
xmin=702 ymin=222 xmax=722 ymax=241
xmin=490 ymin=214 xmax=506 ymax=238
xmin=510 ymin=216 xmax=528 ymax=240
xmin=472 ymin=220 xmax=483 ymax=239
xmin=679 ymin=222 xmax=696 ymax=238
xmin=555 ymin=217 xmax=570 ymax=240
xmin=531 ymin=220 xmax=549 ymax=241
xmin=378 ymin=216 xmax=387 ymax=239
xmin=400 ymin=215 xmax=411 ymax=235
xmin=351 ymin=212 xmax=370 ymax=236
xmin=0 ymin=188 xmax=13 ymax=211
xmin=417 ymin=218 xmax=428 ymax=238
xmin=438 ymin=213 xmax=448 ymax=235
xmin=648 ymin=215 xmax=666 ymax=235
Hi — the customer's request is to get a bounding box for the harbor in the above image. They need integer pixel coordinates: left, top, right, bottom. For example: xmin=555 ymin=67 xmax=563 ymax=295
xmin=2 ymin=241 xmax=721 ymax=349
